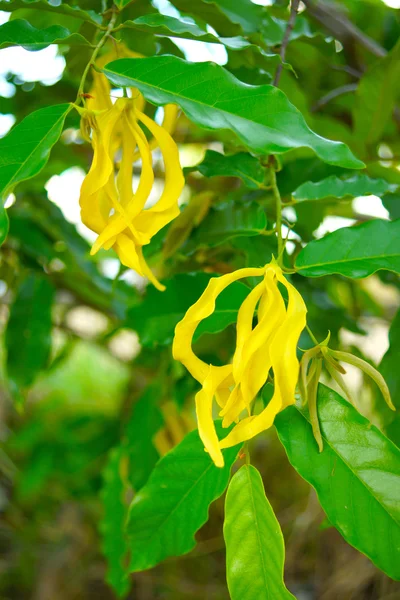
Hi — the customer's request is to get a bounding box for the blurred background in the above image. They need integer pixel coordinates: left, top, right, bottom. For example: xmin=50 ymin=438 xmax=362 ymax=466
xmin=1 ymin=0 xmax=400 ymax=598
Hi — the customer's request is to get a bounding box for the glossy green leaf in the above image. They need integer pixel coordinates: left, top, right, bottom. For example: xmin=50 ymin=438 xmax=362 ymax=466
xmin=187 ymin=150 xmax=265 ymax=189
xmin=186 ymin=202 xmax=267 ymax=252
xmin=126 ymin=272 xmax=249 ymax=347
xmin=0 ymin=103 xmax=71 ymax=200
xmin=224 ymin=465 xmax=295 ymax=600
xmin=0 ymin=201 xmax=9 ymax=245
xmin=124 ymin=385 xmax=163 ymax=491
xmin=0 ymin=19 xmax=90 ymax=50
xmin=168 ymin=0 xmax=256 ymax=36
xmin=100 ymin=447 xmax=130 ymax=598
xmin=126 ymin=423 xmax=240 ymax=572
xmin=104 ymin=56 xmax=364 ymax=169
xmin=0 ymin=0 xmax=101 ymax=24
xmin=293 ymin=175 xmax=398 ymax=202
xmin=353 ymin=39 xmax=400 ymax=148
xmin=275 ymin=384 xmax=400 ymax=580
xmin=296 ymin=219 xmax=400 ymax=277
xmin=6 ymin=274 xmax=54 ymax=390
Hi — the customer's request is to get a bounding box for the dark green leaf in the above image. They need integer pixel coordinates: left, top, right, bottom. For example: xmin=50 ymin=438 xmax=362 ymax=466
xmin=124 ymin=386 xmax=163 ymax=491
xmin=0 ymin=19 xmax=91 ymax=50
xmin=186 ymin=150 xmax=265 ymax=189
xmin=104 ymin=56 xmax=364 ymax=169
xmin=224 ymin=465 xmax=295 ymax=600
xmin=380 ymin=309 xmax=400 ymax=411
xmin=382 ymin=192 xmax=400 ymax=220
xmin=6 ymin=274 xmax=54 ymax=390
xmin=100 ymin=447 xmax=130 ymax=598
xmin=186 ymin=203 xmax=267 ymax=251
xmin=293 ymin=174 xmax=398 ymax=202
xmin=0 ymin=0 xmax=101 ymax=24
xmin=0 ymin=201 xmax=9 ymax=245
xmin=126 ymin=272 xmax=249 ymax=347
xmin=296 ymin=219 xmax=400 ymax=278
xmin=275 ymin=384 xmax=400 ymax=580
xmin=126 ymin=423 xmax=240 ymax=572
xmin=353 ymin=39 xmax=400 ymax=149
xmin=0 ymin=104 xmax=71 ymax=200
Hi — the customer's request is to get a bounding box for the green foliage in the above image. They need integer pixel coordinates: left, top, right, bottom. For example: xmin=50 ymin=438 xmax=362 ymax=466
xmin=224 ymin=465 xmax=295 ymax=600
xmin=1 ymin=0 xmax=400 ymax=597
xmin=292 ymin=174 xmax=398 ymax=202
xmin=6 ymin=274 xmax=54 ymax=391
xmin=126 ymin=424 xmax=240 ymax=572
xmin=275 ymin=384 xmax=400 ymax=580
xmin=296 ymin=219 xmax=400 ymax=278
xmin=104 ymin=56 xmax=364 ymax=168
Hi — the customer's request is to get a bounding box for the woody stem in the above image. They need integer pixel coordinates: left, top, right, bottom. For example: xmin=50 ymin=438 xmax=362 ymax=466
xmin=269 ymin=164 xmax=283 ymax=264
xmin=75 ymin=7 xmax=118 ymax=104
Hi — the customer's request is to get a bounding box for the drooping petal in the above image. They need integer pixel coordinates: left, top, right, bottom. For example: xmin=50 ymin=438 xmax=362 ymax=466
xmin=172 ymin=267 xmax=265 ymax=384
xmin=132 ymin=103 xmax=179 ymax=163
xmin=133 ymin=109 xmax=184 ymax=239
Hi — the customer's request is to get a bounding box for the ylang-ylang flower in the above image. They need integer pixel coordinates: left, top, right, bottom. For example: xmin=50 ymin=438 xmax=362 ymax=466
xmin=78 ymin=44 xmax=184 ymax=290
xmin=173 ymin=261 xmax=307 ymax=467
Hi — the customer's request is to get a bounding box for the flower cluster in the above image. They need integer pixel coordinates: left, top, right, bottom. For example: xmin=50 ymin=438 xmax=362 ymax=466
xmin=78 ymin=46 xmax=184 ymax=290
xmin=173 ymin=261 xmax=307 ymax=467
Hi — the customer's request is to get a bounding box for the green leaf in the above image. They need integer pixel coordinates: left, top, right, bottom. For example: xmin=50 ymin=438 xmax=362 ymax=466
xmin=296 ymin=219 xmax=400 ymax=278
xmin=0 ymin=201 xmax=9 ymax=245
xmin=186 ymin=150 xmax=265 ymax=189
xmin=186 ymin=202 xmax=267 ymax=252
xmin=275 ymin=384 xmax=400 ymax=580
xmin=6 ymin=274 xmax=54 ymax=390
xmin=100 ymin=447 xmax=130 ymax=598
xmin=224 ymin=465 xmax=295 ymax=600
xmin=0 ymin=19 xmax=91 ymax=50
xmin=0 ymin=0 xmax=101 ymax=24
xmin=293 ymin=174 xmax=398 ymax=202
xmin=104 ymin=56 xmax=364 ymax=169
xmin=126 ymin=423 xmax=240 ymax=572
xmin=0 ymin=103 xmax=71 ymax=200
xmin=124 ymin=385 xmax=163 ymax=491
xmin=122 ymin=15 xmax=285 ymax=74
xmin=126 ymin=272 xmax=249 ymax=347
xmin=167 ymin=0 xmax=253 ymax=36
xmin=382 ymin=192 xmax=400 ymax=220
xmin=353 ymin=39 xmax=400 ymax=149
xmin=380 ymin=309 xmax=400 ymax=410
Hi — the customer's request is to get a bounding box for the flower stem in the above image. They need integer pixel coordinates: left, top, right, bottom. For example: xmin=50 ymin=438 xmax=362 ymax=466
xmin=269 ymin=164 xmax=283 ymax=265
xmin=75 ymin=7 xmax=118 ymax=105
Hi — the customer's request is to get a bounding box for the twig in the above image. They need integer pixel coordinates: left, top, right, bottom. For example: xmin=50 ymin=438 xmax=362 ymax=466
xmin=301 ymin=0 xmax=386 ymax=58
xmin=311 ymin=82 xmax=358 ymax=111
xmin=273 ymin=0 xmax=301 ymax=87
xmin=269 ymin=164 xmax=283 ymax=263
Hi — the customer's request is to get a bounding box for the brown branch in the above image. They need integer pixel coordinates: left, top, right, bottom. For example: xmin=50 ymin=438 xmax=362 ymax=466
xmin=301 ymin=0 xmax=386 ymax=59
xmin=311 ymin=83 xmax=358 ymax=111
xmin=273 ymin=0 xmax=301 ymax=87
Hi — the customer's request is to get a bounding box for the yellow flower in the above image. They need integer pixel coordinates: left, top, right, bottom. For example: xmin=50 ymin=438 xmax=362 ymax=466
xmin=172 ymin=262 xmax=307 ymax=467
xmin=78 ymin=43 xmax=184 ymax=290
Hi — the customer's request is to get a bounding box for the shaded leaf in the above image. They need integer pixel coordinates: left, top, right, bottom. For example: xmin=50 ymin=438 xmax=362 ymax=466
xmin=0 ymin=19 xmax=91 ymax=50
xmin=186 ymin=202 xmax=267 ymax=251
xmin=293 ymin=174 xmax=398 ymax=202
xmin=224 ymin=465 xmax=295 ymax=600
xmin=0 ymin=201 xmax=8 ymax=245
xmin=353 ymin=39 xmax=400 ymax=149
xmin=0 ymin=0 xmax=101 ymax=24
xmin=296 ymin=219 xmax=400 ymax=278
xmin=6 ymin=274 xmax=54 ymax=390
xmin=100 ymin=447 xmax=130 ymax=598
xmin=127 ymin=423 xmax=240 ymax=572
xmin=104 ymin=56 xmax=364 ymax=169
xmin=275 ymin=384 xmax=400 ymax=580
xmin=0 ymin=104 xmax=71 ymax=200
xmin=124 ymin=385 xmax=163 ymax=491
xmin=382 ymin=192 xmax=400 ymax=220
xmin=380 ymin=309 xmax=400 ymax=411
xmin=186 ymin=150 xmax=265 ymax=190
xmin=126 ymin=272 xmax=249 ymax=347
